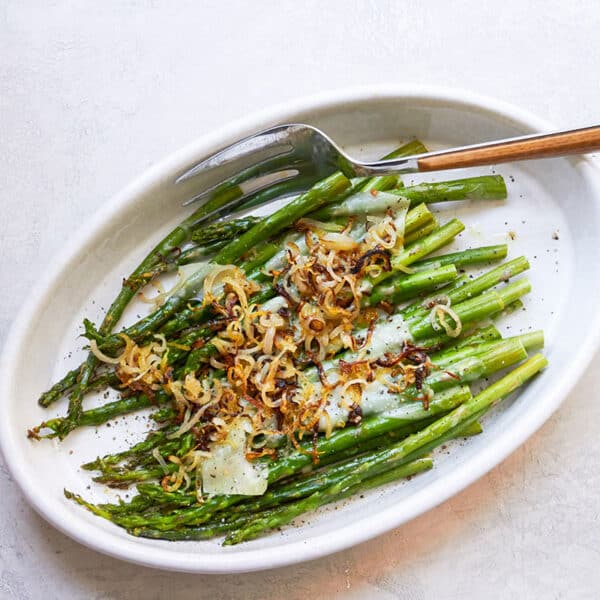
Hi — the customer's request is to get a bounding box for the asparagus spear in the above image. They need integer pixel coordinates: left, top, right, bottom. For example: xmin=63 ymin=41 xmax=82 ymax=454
xmin=391 ymin=175 xmax=507 ymax=207
xmin=431 ymin=331 xmax=544 ymax=368
xmin=220 ymin=172 xmax=323 ymax=216
xmin=404 ymin=203 xmax=435 ymax=236
xmin=420 ymin=339 xmax=527 ymax=393
xmin=37 ymin=393 xmax=169 ymax=438
xmin=409 ymin=278 xmax=531 ymax=340
xmin=190 ymin=216 xmax=261 ymax=246
xmin=403 ymin=219 xmax=439 ymax=245
xmin=385 ymin=140 xmax=429 ymax=158
xmin=38 ymin=369 xmax=80 ymax=408
xmin=432 ymin=324 xmax=502 ymax=354
xmin=365 ymin=264 xmax=458 ymax=307
xmin=410 ymin=244 xmax=508 ymax=272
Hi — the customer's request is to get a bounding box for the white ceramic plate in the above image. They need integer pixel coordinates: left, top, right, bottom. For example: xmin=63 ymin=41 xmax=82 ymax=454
xmin=2 ymin=87 xmax=600 ymax=574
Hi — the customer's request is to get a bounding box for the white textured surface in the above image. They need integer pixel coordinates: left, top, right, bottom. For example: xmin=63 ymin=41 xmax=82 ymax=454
xmin=1 ymin=1 xmax=599 ymax=598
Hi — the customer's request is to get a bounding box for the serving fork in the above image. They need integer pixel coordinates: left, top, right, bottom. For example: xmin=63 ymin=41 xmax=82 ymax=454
xmin=176 ymin=123 xmax=600 ymax=224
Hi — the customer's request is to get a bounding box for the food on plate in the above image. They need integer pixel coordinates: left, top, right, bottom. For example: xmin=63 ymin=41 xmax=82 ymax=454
xmin=30 ymin=139 xmax=546 ymax=544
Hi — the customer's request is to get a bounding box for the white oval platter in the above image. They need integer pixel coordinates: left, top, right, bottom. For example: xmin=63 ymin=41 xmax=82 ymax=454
xmin=1 ymin=86 xmax=599 ymax=573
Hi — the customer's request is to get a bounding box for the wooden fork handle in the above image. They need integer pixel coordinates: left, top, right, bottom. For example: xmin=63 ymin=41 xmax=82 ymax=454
xmin=417 ymin=125 xmax=600 ymax=172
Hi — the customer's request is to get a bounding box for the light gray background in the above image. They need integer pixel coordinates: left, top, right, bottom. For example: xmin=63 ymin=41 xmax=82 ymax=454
xmin=1 ymin=1 xmax=599 ymax=598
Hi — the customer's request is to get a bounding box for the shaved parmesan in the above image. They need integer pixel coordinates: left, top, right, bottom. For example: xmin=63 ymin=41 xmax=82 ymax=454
xmin=325 ymin=191 xmax=406 ymax=217
xmin=368 ymin=314 xmax=413 ymax=354
xmin=318 ymin=379 xmax=404 ymax=431
xmin=201 ymin=423 xmax=267 ymax=496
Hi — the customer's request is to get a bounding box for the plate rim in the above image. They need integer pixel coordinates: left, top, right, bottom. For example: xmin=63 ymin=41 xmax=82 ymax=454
xmin=2 ymin=84 xmax=600 ymax=573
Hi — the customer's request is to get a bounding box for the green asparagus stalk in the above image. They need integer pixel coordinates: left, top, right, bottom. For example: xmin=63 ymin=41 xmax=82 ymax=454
xmin=385 ymin=140 xmax=429 ymax=158
xmin=391 ymin=175 xmax=507 ymax=207
xmin=409 ymin=278 xmax=531 ymax=340
xmin=38 ymin=369 xmax=80 ymax=408
xmin=395 ymin=219 xmax=466 ymax=267
xmin=38 ymin=391 xmax=171 ymax=438
xmin=421 ymin=339 xmax=527 ymax=393
xmin=362 ymin=218 xmax=466 ymax=292
xmin=176 ymin=240 xmax=226 ymax=263
xmin=99 ymin=495 xmax=156 ymax=516
xmin=415 ymin=298 xmax=521 ymax=350
xmin=190 ymin=216 xmax=261 ymax=246
xmin=410 ymin=244 xmax=508 ymax=272
xmin=431 ymin=331 xmax=544 ymax=368
xmin=220 ymin=172 xmax=323 ymax=216
xmin=212 ymin=172 xmax=350 ymax=264
xmin=135 ymin=484 xmax=196 ymax=506
xmin=183 ymin=156 xmax=319 ymax=221
xmin=365 ymin=264 xmax=458 ymax=307
xmin=403 ymin=219 xmax=438 ymax=245
xmin=433 ymin=324 xmax=502 ymax=353
xmin=404 ymin=203 xmax=435 ymax=236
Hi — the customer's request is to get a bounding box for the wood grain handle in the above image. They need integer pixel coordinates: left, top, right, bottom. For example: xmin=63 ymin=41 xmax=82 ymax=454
xmin=417 ymin=125 xmax=600 ymax=172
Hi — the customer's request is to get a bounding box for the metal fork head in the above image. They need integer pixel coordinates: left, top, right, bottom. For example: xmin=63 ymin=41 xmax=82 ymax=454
xmin=176 ymin=125 xmax=356 ymax=211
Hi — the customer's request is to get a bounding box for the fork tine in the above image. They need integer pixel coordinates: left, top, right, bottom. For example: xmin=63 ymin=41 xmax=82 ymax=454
xmin=175 ymin=125 xmax=296 ymax=185
xmin=185 ymin=164 xmax=324 ymax=227
xmin=181 ymin=155 xmax=310 ymax=207
xmin=204 ymin=170 xmax=323 ymax=225
xmin=175 ymin=123 xmax=338 ymax=226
